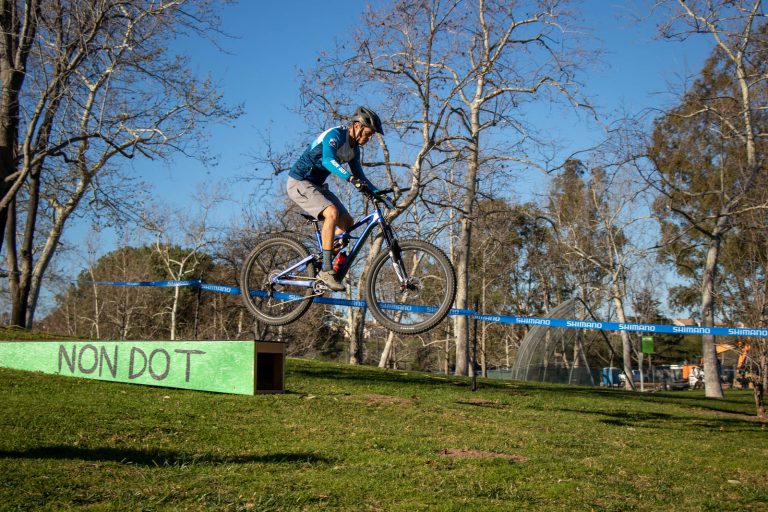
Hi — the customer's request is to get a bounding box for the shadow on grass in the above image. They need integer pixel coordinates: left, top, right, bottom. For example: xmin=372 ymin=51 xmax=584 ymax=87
xmin=289 ymin=363 xmax=468 ymax=388
xmin=288 ymin=360 xmax=760 ymax=419
xmin=506 ymin=381 xmax=758 ymax=416
xmin=557 ymin=407 xmax=762 ymax=431
xmin=0 ymin=445 xmax=335 ymax=467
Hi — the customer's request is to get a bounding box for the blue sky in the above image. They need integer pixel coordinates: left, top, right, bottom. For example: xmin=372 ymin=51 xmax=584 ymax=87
xmin=65 ymin=0 xmax=715 ymax=258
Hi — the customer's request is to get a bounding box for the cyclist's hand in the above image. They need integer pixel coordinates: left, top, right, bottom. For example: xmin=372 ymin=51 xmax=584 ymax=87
xmin=348 ymin=176 xmax=369 ymax=193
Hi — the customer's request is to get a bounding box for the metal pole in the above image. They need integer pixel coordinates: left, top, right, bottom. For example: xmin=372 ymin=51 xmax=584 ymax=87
xmin=472 ymin=298 xmax=479 ymax=391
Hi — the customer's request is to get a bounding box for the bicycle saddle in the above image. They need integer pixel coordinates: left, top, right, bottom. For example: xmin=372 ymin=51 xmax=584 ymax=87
xmin=299 ymin=213 xmax=319 ymax=223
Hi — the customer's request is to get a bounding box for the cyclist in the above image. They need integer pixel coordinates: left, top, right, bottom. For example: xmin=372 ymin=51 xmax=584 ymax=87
xmin=287 ymin=106 xmax=384 ymax=291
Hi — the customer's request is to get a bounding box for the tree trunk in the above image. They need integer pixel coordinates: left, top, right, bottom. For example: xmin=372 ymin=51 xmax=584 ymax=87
xmin=0 ymin=26 xmax=18 ymax=257
xmin=170 ymin=286 xmax=180 ymax=340
xmin=0 ymin=0 xmax=39 ymax=255
xmin=701 ymin=230 xmax=725 ymax=398
xmin=21 ymin=171 xmax=85 ymax=327
xmin=11 ymin=164 xmax=42 ymax=327
xmin=122 ymin=308 xmax=131 ymax=340
xmin=379 ymin=329 xmax=396 ymax=368
xmin=454 ymin=223 xmax=471 ymax=375
xmin=480 ymin=319 xmax=487 ymax=378
xmin=610 ymin=278 xmax=635 ymax=390
xmin=90 ymin=272 xmax=101 ymax=340
xmin=351 ymin=234 xmax=385 ymax=365
xmin=348 ymin=307 xmax=366 ymax=365
xmin=0 ymin=142 xmax=11 ymax=255
xmin=7 ymin=165 xmax=45 ymax=328
xmin=5 ymin=198 xmax=24 ymax=326
xmin=755 ymin=352 xmax=766 ymax=421
xmin=615 ymin=300 xmax=634 ymax=391
xmin=237 ymin=309 xmax=244 ymax=339
xmin=444 ymin=333 xmax=451 ymax=374
xmin=480 ymin=274 xmax=487 ymax=377
xmin=454 ymin=106 xmax=481 ymax=376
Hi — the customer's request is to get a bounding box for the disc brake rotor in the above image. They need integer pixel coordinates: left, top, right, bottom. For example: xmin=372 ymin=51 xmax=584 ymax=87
xmin=401 ymin=276 xmax=423 ymax=299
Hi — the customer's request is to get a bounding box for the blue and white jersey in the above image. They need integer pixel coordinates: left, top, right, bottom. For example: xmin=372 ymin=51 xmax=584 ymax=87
xmin=288 ymin=126 xmax=376 ymax=189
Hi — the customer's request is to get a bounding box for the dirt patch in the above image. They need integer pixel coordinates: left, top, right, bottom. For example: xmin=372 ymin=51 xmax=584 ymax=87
xmin=438 ymin=448 xmax=527 ymax=462
xmin=457 ymin=398 xmax=503 ymax=407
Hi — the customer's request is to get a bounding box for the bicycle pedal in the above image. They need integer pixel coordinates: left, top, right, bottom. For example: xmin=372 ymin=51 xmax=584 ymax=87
xmin=313 ymin=280 xmax=329 ymax=294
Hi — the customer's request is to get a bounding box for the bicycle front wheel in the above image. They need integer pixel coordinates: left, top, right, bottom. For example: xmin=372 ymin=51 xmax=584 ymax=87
xmin=240 ymin=236 xmax=316 ymax=326
xmin=365 ymin=239 xmax=456 ymax=335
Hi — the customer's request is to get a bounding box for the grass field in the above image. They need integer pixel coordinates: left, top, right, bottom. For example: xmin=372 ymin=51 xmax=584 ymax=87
xmin=1 ymin=342 xmax=767 ymax=511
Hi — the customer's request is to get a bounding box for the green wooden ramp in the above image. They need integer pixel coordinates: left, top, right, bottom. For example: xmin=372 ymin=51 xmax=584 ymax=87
xmin=0 ymin=340 xmax=285 ymax=395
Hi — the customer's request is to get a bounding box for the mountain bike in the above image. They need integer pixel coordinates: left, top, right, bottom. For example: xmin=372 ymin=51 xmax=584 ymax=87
xmin=240 ymin=187 xmax=456 ymax=335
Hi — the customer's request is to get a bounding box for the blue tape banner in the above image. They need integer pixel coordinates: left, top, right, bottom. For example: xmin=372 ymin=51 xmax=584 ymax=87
xmin=477 ymin=314 xmax=768 ymax=338
xmin=81 ymin=280 xmax=768 ymax=338
xmin=85 ymin=280 xmax=202 ymax=288
xmin=199 ymin=283 xmax=240 ymax=295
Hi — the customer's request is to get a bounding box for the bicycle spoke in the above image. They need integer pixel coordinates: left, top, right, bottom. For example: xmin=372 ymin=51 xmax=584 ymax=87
xmin=366 ymin=239 xmax=456 ymax=334
xmin=254 ymin=258 xmax=269 ymax=276
xmin=240 ymin=237 xmax=316 ymax=326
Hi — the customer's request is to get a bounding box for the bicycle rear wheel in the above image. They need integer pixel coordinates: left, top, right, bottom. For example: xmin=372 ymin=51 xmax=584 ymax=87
xmin=240 ymin=236 xmax=317 ymax=326
xmin=365 ymin=239 xmax=456 ymax=335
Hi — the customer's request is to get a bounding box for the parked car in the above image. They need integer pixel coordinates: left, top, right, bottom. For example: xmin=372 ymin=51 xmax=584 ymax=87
xmin=654 ymin=364 xmax=687 ymax=390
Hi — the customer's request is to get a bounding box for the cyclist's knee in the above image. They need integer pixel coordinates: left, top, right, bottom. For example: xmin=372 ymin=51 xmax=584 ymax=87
xmin=322 ymin=205 xmax=340 ymax=222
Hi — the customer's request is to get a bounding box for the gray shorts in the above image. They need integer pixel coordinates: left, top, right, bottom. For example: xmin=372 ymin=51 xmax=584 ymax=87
xmin=286 ymin=177 xmax=349 ymax=220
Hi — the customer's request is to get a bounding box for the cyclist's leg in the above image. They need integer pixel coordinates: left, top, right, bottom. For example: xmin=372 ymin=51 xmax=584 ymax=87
xmin=313 ymin=205 xmax=347 ymax=291
xmin=314 ymin=191 xmax=351 ymax=247
xmin=320 ymin=204 xmax=340 ymax=251
xmin=287 ymin=180 xmax=350 ymax=291
xmin=319 ymin=204 xmax=352 ymax=267
xmin=337 ymin=210 xmax=353 ymax=230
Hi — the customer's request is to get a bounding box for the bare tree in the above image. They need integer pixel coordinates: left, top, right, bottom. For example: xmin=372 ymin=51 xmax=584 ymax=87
xmin=649 ymin=0 xmax=767 ymax=398
xmin=38 ymin=244 xmax=160 ymax=339
xmin=297 ymin=0 xmax=466 ymax=364
xmin=145 ymin=188 xmax=223 ymax=340
xmin=297 ymin=0 xmax=591 ymax=373
xmin=715 ymin=205 xmax=768 ymax=418
xmin=1 ymin=0 xmax=240 ymax=328
xmin=439 ymin=0 xmax=591 ymax=374
xmin=548 ymin=153 xmax=658 ymax=390
xmin=0 ymin=0 xmax=39 ymax=254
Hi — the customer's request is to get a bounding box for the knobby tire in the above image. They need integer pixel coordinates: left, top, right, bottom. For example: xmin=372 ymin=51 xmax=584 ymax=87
xmin=240 ymin=236 xmax=316 ymax=326
xmin=365 ymin=239 xmax=456 ymax=335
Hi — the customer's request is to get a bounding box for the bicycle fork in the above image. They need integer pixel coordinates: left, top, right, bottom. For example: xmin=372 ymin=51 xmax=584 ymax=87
xmin=380 ymin=221 xmax=410 ymax=286
xmin=387 ymin=240 xmax=409 ymax=283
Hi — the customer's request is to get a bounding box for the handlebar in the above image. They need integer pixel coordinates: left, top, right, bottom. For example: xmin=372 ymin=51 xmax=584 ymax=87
xmin=363 ymin=187 xmax=411 ymax=209
xmin=375 ymin=187 xmax=411 ymax=195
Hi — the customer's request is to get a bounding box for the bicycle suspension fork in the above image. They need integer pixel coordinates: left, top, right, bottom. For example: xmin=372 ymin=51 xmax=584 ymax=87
xmin=380 ymin=217 xmax=408 ymax=283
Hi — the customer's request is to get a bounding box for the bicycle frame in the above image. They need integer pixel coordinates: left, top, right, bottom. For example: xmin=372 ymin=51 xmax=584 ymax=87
xmin=272 ymin=201 xmax=400 ymax=289
xmin=241 ymin=185 xmax=454 ymax=334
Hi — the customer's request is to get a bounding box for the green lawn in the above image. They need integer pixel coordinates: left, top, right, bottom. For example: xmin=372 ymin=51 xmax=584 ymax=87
xmin=1 ymin=352 xmax=766 ymax=511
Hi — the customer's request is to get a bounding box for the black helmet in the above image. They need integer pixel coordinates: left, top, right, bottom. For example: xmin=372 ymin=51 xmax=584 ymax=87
xmin=352 ymin=106 xmax=384 ymax=135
